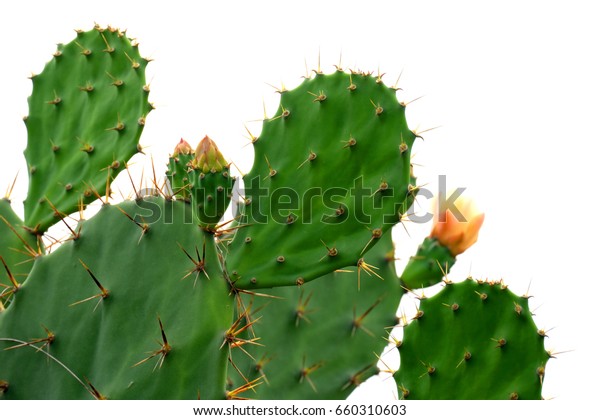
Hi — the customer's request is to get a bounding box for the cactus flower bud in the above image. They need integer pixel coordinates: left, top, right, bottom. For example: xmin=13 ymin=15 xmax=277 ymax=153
xmin=399 ymin=195 xmax=484 ymax=290
xmin=193 ymin=135 xmax=228 ymax=173
xmin=430 ymin=196 xmax=484 ymax=256
xmin=172 ymin=138 xmax=193 ymax=157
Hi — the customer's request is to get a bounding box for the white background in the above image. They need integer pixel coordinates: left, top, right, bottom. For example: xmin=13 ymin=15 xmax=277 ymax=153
xmin=1 ymin=0 xmax=598 ymax=406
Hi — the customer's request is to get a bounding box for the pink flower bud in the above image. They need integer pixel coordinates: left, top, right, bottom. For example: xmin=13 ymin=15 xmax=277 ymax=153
xmin=172 ymin=138 xmax=193 ymax=157
xmin=192 ymin=136 xmax=228 ymax=173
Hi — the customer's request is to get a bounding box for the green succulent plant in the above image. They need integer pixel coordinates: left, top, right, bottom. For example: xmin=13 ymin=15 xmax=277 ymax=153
xmin=0 ymin=26 xmax=549 ymax=400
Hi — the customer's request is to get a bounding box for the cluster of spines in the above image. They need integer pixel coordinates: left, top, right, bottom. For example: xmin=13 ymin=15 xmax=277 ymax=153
xmin=0 ymin=197 xmax=42 ymax=308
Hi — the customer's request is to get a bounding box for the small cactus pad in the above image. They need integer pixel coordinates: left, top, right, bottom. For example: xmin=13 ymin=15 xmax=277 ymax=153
xmin=166 ymin=137 xmax=234 ymax=229
xmin=395 ymin=279 xmax=549 ymax=399
xmin=0 ymin=198 xmax=41 ymax=308
xmin=232 ymin=231 xmax=403 ymax=399
xmin=166 ymin=139 xmax=194 ymax=201
xmin=399 ymin=237 xmax=456 ymax=290
xmin=188 ymin=168 xmax=235 ymax=228
xmin=189 ymin=136 xmax=234 ymax=228
xmin=227 ymin=70 xmax=415 ymax=289
xmin=0 ymin=198 xmax=233 ymax=399
xmin=23 ymin=26 xmax=153 ymax=233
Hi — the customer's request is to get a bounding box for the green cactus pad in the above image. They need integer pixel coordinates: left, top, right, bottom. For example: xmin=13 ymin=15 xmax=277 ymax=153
xmin=395 ymin=279 xmax=549 ymax=399
xmin=0 ymin=198 xmax=233 ymax=399
xmin=399 ymin=237 xmax=456 ymax=290
xmin=0 ymin=198 xmax=41 ymax=308
xmin=188 ymin=168 xmax=235 ymax=229
xmin=166 ymin=137 xmax=234 ymax=229
xmin=166 ymin=146 xmax=194 ymax=201
xmin=226 ymin=70 xmax=415 ymax=289
xmin=23 ymin=26 xmax=153 ymax=233
xmin=232 ymin=231 xmax=403 ymax=399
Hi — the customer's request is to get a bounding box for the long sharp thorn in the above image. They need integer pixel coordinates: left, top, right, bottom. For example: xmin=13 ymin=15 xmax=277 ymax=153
xmin=234 ymin=288 xmax=283 ymax=300
xmin=356 ymin=258 xmax=384 ymax=290
xmin=392 ymin=70 xmax=404 ymax=91
xmin=116 ymin=206 xmax=145 ymax=230
xmin=84 ymin=377 xmax=106 ymax=400
xmin=317 ymin=47 xmax=321 ymax=74
xmin=78 ymin=259 xmax=109 ymax=298
xmin=195 ymin=245 xmax=202 ymax=266
xmin=0 ymin=256 xmax=19 ymax=289
xmin=304 ymin=57 xmax=309 ymax=79
xmin=78 ymin=197 xmax=85 ymax=220
xmin=229 ymin=160 xmax=246 ymax=177
xmin=158 ymin=316 xmax=169 ymax=347
xmin=300 ymin=357 xmax=323 ymax=393
xmin=151 ymin=156 xmax=159 ymax=195
xmin=403 ymin=95 xmax=425 ymax=106
xmin=227 ymin=353 xmax=249 ymax=384
xmin=360 ymin=236 xmax=375 ymax=256
xmin=415 ymin=125 xmax=442 ymax=136
xmin=4 ymin=171 xmax=19 ymax=199
xmin=434 ymin=260 xmax=451 ymax=284
xmin=226 ymin=376 xmax=263 ymax=400
xmin=0 ymin=216 xmax=39 ymax=257
xmin=373 ymin=351 xmax=395 ymax=375
xmin=45 ymin=198 xmax=80 ymax=239
xmin=81 ymin=181 xmax=106 ymax=205
xmin=177 ymin=242 xmax=196 ymax=264
xmin=243 ymin=124 xmax=257 ymax=144
xmin=149 ymin=177 xmax=167 ymax=199
xmin=138 ymin=167 xmax=145 ymax=199
xmin=353 ymin=296 xmax=384 ymax=337
xmin=341 ymin=363 xmax=374 ymax=390
xmin=132 ymin=316 xmax=171 ymax=370
xmin=105 ymin=167 xmax=111 ymax=203
xmin=124 ymin=163 xmax=140 ymax=199
xmin=0 ymin=338 xmax=92 ymax=397
xmin=214 ymin=215 xmax=243 ymax=231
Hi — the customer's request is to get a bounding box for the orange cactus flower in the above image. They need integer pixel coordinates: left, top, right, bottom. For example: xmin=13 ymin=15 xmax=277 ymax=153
xmin=430 ymin=195 xmax=485 ymax=256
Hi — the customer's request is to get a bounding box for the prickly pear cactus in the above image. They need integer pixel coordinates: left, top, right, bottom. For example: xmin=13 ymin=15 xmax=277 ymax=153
xmin=232 ymin=231 xmax=403 ymax=399
xmin=0 ymin=198 xmax=41 ymax=308
xmin=226 ymin=70 xmax=416 ymax=289
xmin=395 ymin=279 xmax=549 ymax=399
xmin=23 ymin=26 xmax=153 ymax=233
xmin=0 ymin=23 xmax=555 ymax=401
xmin=0 ymin=198 xmax=233 ymax=399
